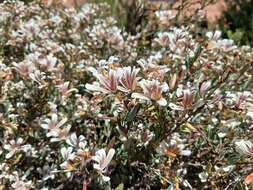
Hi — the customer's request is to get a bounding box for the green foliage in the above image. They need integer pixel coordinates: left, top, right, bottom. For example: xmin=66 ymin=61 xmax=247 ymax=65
xmin=219 ymin=0 xmax=253 ymax=45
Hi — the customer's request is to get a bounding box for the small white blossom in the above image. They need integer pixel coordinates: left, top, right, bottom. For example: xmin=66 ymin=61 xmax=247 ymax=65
xmin=92 ymin=148 xmax=115 ymax=181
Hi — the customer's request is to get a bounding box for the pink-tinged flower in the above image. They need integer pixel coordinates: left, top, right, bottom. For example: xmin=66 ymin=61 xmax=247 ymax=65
xmin=157 ymin=141 xmax=191 ymax=158
xmin=92 ymin=148 xmax=115 ymax=181
xmin=42 ymin=0 xmax=53 ymax=6
xmin=154 ymin=32 xmax=170 ymax=47
xmin=182 ymin=89 xmax=195 ymax=108
xmin=29 ymin=69 xmax=46 ymax=86
xmin=199 ymin=81 xmax=211 ymax=97
xmin=41 ymin=114 xmax=67 ymax=135
xmin=235 ymin=140 xmax=253 ymax=157
xmin=132 ymin=79 xmax=169 ymax=106
xmin=12 ymin=61 xmax=34 ymax=77
xmin=49 ymin=125 xmax=71 ymax=142
xmin=85 ymin=69 xmax=119 ymax=94
xmin=3 ymin=138 xmax=24 ymax=159
xmin=169 ymin=73 xmax=177 ymax=90
xmin=117 ymin=66 xmax=140 ymax=92
xmin=234 ymin=92 xmax=248 ymax=109
xmin=57 ymin=82 xmax=78 ymax=97
xmin=38 ymin=54 xmax=58 ymax=72
xmin=169 ymin=89 xmax=195 ymax=110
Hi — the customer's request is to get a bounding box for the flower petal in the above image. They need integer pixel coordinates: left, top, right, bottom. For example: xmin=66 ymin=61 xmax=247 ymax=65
xmin=131 ymin=93 xmax=150 ymax=101
xmin=85 ymin=83 xmax=110 ymax=94
xmin=157 ymin=98 xmax=167 ymax=106
xmin=104 ymin=148 xmax=115 ymax=167
xmin=161 ymin=82 xmax=169 ymax=92
xmin=101 ymin=175 xmax=110 ymax=182
xmin=56 ymin=117 xmax=67 ymax=128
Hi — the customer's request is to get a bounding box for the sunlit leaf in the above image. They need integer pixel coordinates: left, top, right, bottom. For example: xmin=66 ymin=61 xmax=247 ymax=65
xmin=245 ymin=172 xmax=253 ymax=184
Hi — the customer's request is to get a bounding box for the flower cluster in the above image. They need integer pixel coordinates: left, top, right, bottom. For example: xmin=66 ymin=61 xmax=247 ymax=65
xmin=1 ymin=0 xmax=253 ymax=189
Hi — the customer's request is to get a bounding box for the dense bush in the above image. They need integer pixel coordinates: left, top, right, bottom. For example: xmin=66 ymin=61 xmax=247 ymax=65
xmin=1 ymin=0 xmax=253 ymax=189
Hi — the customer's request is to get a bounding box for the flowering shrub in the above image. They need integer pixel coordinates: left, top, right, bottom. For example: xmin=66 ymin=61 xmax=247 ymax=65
xmin=1 ymin=0 xmax=253 ymax=189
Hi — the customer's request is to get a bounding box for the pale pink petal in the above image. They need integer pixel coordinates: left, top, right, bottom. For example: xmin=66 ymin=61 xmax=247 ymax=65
xmin=56 ymin=117 xmax=67 ymax=128
xmin=157 ymin=98 xmax=167 ymax=106
xmin=85 ymin=83 xmax=110 ymax=94
xmin=131 ymin=93 xmax=150 ymax=101
xmin=104 ymin=148 xmax=115 ymax=168
xmin=52 ymin=114 xmax=58 ymax=124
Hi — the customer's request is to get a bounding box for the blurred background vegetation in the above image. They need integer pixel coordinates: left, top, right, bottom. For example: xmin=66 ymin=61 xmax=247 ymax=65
xmin=8 ymin=0 xmax=253 ymax=46
xmin=219 ymin=0 xmax=253 ymax=46
xmin=88 ymin=0 xmax=146 ymax=34
xmin=87 ymin=0 xmax=253 ymax=46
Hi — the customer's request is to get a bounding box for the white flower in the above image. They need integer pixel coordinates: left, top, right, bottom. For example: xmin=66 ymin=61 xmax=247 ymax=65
xmin=66 ymin=133 xmax=87 ymax=149
xmin=235 ymin=140 xmax=253 ymax=156
xmin=206 ymin=31 xmax=222 ymax=41
xmin=216 ymin=39 xmax=237 ymax=52
xmin=41 ymin=114 xmax=68 ymax=137
xmin=61 ymin=147 xmax=75 ymax=161
xmin=92 ymin=148 xmax=115 ymax=181
xmin=3 ymin=138 xmax=24 ymax=159
xmin=199 ymin=172 xmax=208 ymax=183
